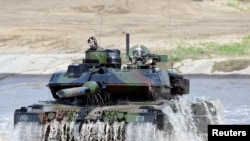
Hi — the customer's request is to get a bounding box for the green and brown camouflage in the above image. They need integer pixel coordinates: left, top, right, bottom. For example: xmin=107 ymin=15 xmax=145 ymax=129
xmin=14 ymin=33 xmax=220 ymax=140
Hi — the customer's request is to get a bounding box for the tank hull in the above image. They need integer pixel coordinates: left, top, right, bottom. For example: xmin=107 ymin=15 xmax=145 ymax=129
xmin=14 ymin=101 xmax=166 ymax=128
xmin=14 ymin=98 xmax=220 ymax=140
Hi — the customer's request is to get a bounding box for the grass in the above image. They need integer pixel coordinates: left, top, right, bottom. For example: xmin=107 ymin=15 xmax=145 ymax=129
xmin=227 ymin=0 xmax=250 ymax=12
xmin=157 ymin=35 xmax=250 ymax=72
xmin=169 ymin=35 xmax=250 ymax=60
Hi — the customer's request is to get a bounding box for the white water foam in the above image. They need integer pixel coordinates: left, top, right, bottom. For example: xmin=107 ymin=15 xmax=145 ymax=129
xmin=5 ymin=97 xmax=224 ymax=141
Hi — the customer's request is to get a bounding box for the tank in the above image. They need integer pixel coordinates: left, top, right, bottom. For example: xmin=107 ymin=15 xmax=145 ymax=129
xmin=14 ymin=33 xmax=221 ymax=141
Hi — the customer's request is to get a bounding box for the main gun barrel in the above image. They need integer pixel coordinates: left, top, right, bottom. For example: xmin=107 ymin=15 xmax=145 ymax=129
xmin=56 ymin=86 xmax=90 ymax=98
xmin=56 ymin=81 xmax=100 ymax=98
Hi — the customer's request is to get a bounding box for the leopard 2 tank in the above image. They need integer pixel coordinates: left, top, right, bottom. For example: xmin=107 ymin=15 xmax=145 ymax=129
xmin=14 ymin=33 xmax=221 ymax=141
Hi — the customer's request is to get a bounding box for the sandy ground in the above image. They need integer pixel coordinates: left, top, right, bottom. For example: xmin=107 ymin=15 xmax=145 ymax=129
xmin=1 ymin=54 xmax=250 ymax=75
xmin=0 ymin=0 xmax=250 ymax=74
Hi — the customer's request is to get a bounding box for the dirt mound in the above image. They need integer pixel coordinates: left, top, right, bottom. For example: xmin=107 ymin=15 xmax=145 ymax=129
xmin=0 ymin=0 xmax=249 ymax=54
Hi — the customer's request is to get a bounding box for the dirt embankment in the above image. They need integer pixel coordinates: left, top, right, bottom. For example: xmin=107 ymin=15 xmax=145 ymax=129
xmin=0 ymin=0 xmax=250 ymax=74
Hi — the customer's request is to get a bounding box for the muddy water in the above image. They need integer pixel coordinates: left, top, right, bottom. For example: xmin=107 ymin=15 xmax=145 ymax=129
xmin=0 ymin=74 xmax=249 ymax=141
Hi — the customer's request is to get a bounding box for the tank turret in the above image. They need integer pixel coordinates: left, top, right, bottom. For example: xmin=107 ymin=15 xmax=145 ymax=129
xmin=46 ymin=48 xmax=189 ymax=104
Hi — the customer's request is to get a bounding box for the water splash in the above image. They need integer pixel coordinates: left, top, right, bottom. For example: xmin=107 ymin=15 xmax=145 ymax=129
xmin=158 ymin=97 xmax=225 ymax=141
xmin=161 ymin=98 xmax=205 ymax=141
xmin=12 ymin=97 xmax=224 ymax=141
xmin=14 ymin=122 xmax=43 ymax=141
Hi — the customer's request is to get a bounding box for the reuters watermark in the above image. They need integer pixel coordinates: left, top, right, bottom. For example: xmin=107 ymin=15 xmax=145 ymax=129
xmin=208 ymin=125 xmax=249 ymax=140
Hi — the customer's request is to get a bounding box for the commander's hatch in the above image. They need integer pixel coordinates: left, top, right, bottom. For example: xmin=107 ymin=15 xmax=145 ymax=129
xmin=126 ymin=44 xmax=168 ymax=69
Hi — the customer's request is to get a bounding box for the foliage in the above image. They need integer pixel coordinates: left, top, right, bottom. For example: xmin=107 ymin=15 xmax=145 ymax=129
xmin=161 ymin=35 xmax=250 ymax=62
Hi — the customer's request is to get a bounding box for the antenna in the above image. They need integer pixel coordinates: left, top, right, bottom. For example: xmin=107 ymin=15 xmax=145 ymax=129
xmin=168 ymin=0 xmax=174 ymax=70
xmin=99 ymin=12 xmax=104 ymax=45
xmin=126 ymin=33 xmax=130 ymax=58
